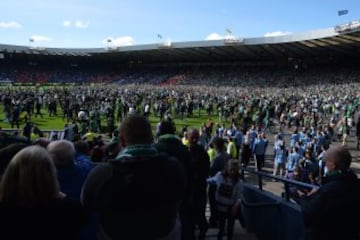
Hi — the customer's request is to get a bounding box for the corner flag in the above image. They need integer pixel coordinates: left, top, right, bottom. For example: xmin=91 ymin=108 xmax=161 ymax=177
xmin=338 ymin=9 xmax=349 ymax=16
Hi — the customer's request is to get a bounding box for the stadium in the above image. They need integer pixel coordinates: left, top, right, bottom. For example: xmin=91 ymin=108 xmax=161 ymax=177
xmin=0 ymin=20 xmax=360 ymax=84
xmin=0 ymin=18 xmax=360 ymax=240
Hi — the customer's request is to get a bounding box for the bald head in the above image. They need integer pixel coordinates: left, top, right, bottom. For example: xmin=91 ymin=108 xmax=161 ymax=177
xmin=325 ymin=145 xmax=352 ymax=172
xmin=47 ymin=140 xmax=76 ymax=169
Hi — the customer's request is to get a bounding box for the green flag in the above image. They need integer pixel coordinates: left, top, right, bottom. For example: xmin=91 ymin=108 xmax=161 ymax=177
xmin=226 ymin=28 xmax=232 ymax=34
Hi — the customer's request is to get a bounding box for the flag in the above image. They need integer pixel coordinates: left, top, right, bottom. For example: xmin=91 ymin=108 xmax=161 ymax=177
xmin=338 ymin=9 xmax=349 ymax=16
xmin=157 ymin=34 xmax=162 ymax=39
xmin=225 ymin=28 xmax=232 ymax=34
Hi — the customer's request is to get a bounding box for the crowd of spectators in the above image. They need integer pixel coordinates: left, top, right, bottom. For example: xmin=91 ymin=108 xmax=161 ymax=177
xmin=0 ymin=63 xmax=360 ymax=239
xmin=0 ymin=64 xmax=185 ymax=84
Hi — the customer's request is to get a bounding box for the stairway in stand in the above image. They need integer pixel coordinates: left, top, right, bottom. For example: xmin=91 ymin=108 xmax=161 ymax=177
xmin=199 ymin=204 xmax=258 ymax=240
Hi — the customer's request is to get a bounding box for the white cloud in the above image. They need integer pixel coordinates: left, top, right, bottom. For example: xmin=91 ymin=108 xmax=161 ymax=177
xmin=74 ymin=20 xmax=89 ymax=29
xmin=205 ymin=33 xmax=225 ymax=40
xmin=63 ymin=20 xmax=71 ymax=27
xmin=102 ymin=36 xmax=134 ymax=47
xmin=62 ymin=20 xmax=89 ymax=28
xmin=29 ymin=35 xmax=52 ymax=42
xmin=0 ymin=21 xmax=22 ymax=29
xmin=264 ymin=31 xmax=292 ymax=37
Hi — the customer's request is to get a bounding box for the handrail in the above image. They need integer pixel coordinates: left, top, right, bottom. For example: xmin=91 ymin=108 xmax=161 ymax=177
xmin=241 ymin=198 xmax=281 ymax=208
xmin=241 ymin=167 xmax=318 ymax=202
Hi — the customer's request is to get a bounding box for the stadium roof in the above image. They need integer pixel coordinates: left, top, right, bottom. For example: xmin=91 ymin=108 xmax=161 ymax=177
xmin=1 ymin=21 xmax=360 ymax=64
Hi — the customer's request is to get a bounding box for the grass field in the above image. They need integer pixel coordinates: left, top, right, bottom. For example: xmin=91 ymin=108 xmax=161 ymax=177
xmin=0 ymin=104 xmax=229 ymax=138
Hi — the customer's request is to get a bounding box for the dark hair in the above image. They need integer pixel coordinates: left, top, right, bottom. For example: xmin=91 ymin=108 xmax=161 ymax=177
xmin=214 ymin=137 xmax=225 ymax=151
xmin=74 ymin=140 xmax=89 ymax=155
xmin=293 ymin=146 xmax=299 ymax=153
xmin=158 ymin=120 xmax=176 ymax=135
xmin=223 ymin=159 xmax=241 ymax=181
xmin=90 ymin=145 xmax=105 ymax=162
xmin=0 ymin=143 xmax=28 ymax=177
xmin=119 ymin=114 xmax=153 ymax=145
xmin=187 ymin=128 xmax=199 ymax=146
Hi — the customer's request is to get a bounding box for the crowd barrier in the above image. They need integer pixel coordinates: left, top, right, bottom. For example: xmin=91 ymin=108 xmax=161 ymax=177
xmin=241 ymin=168 xmax=316 ymax=240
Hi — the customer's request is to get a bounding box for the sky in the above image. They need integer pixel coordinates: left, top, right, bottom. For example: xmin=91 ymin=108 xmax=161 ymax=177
xmin=0 ymin=0 xmax=359 ymax=49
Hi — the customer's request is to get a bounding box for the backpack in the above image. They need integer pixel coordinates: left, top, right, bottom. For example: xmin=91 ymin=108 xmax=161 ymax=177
xmin=100 ymin=153 xmax=171 ymax=211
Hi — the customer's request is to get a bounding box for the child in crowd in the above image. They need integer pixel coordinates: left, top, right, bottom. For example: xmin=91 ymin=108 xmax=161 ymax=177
xmin=207 ymin=159 xmax=244 ymax=240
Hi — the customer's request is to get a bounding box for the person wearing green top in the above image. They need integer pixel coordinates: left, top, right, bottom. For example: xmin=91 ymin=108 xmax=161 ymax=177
xmin=153 ymin=119 xmax=195 ymax=240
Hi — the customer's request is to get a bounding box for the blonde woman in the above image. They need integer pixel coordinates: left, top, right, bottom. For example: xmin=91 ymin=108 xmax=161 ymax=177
xmin=0 ymin=146 xmax=87 ymax=240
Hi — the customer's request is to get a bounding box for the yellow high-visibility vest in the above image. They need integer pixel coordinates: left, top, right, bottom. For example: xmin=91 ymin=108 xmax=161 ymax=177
xmin=227 ymin=141 xmax=237 ymax=159
xmin=207 ymin=147 xmax=216 ymax=163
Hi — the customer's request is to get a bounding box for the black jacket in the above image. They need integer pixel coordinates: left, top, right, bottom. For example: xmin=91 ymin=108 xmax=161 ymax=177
xmin=299 ymin=170 xmax=360 ymax=240
xmin=81 ymin=153 xmax=186 ymax=240
xmin=0 ymin=198 xmax=87 ymax=240
xmin=154 ymin=134 xmax=194 ymax=204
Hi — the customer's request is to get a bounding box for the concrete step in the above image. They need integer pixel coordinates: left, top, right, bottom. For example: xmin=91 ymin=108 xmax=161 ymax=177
xmin=204 ymin=226 xmax=258 ymax=240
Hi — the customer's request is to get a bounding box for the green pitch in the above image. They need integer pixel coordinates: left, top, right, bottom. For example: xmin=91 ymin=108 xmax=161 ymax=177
xmin=0 ymin=104 xmax=225 ymax=137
